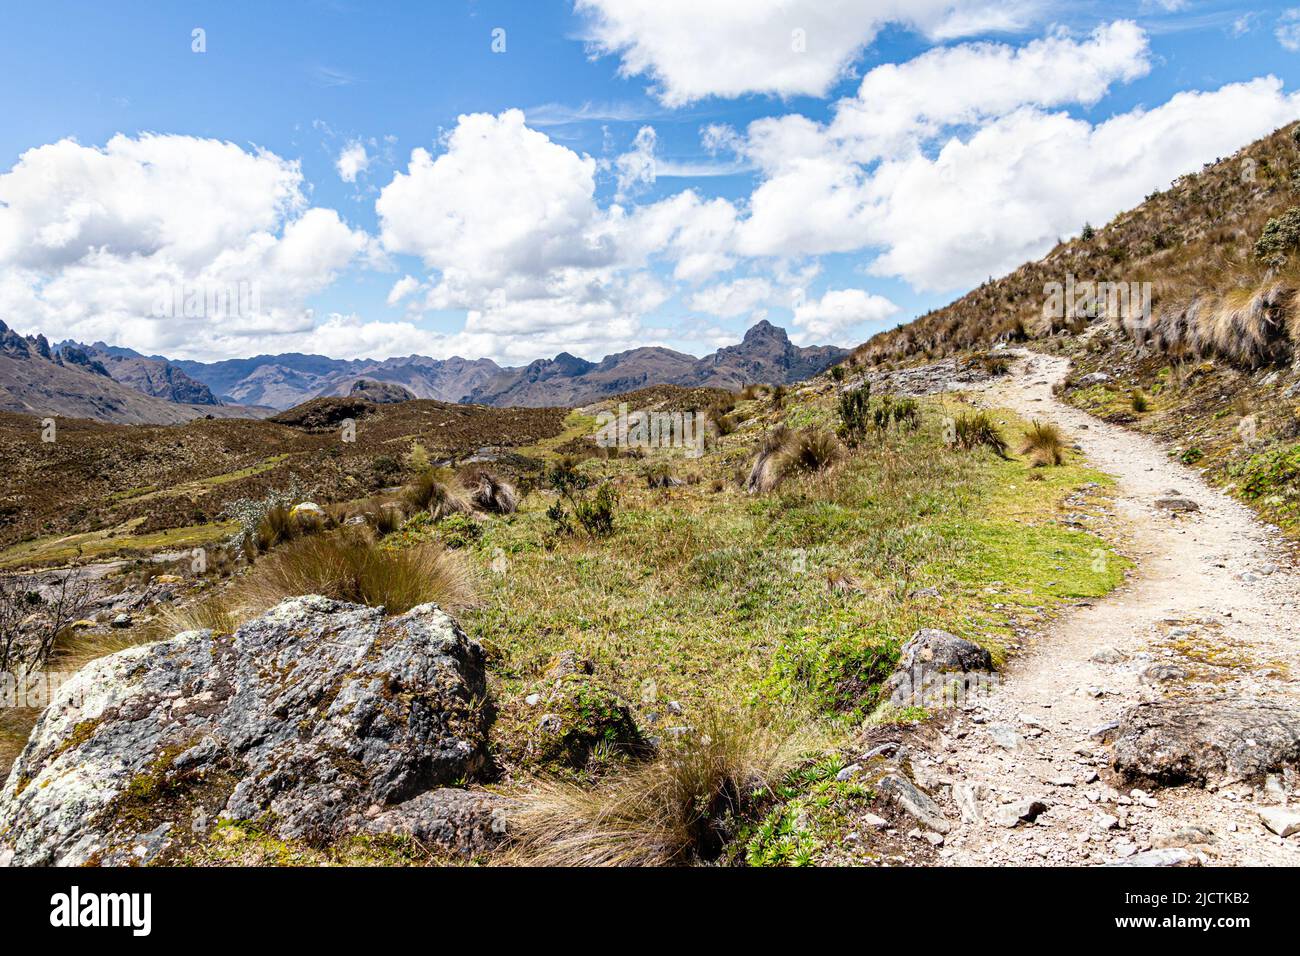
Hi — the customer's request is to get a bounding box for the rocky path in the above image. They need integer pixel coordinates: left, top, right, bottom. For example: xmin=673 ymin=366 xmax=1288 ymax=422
xmin=909 ymin=350 xmax=1300 ymax=866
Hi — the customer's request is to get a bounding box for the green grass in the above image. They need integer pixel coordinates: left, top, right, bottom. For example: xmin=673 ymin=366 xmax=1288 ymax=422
xmin=0 ymin=520 xmax=238 ymax=569
xmin=437 ymin=389 xmax=1126 ymax=729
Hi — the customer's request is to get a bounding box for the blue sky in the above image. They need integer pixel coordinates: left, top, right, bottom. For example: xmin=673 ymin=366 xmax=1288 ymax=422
xmin=1 ymin=1 xmax=1299 ymax=364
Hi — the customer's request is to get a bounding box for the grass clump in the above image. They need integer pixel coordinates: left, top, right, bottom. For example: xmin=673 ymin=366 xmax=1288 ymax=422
xmin=950 ymin=411 xmax=1008 ymax=457
xmin=242 ymin=530 xmax=477 ymax=614
xmin=1019 ymin=420 xmax=1067 ymax=467
xmin=404 ymin=468 xmax=473 ymax=520
xmin=506 ymin=707 xmax=821 ymax=866
xmin=745 ymin=427 xmax=844 ymax=494
xmin=461 ymin=468 xmax=520 ymax=515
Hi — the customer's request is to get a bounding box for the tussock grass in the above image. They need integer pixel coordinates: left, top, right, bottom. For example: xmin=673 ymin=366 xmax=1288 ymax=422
xmin=744 ymin=427 xmax=844 ymax=494
xmin=242 ymin=530 xmax=477 ymax=614
xmin=404 ymin=468 xmax=473 ymax=520
xmin=951 ymin=411 xmax=1009 ymax=457
xmin=505 ymin=707 xmax=823 ymax=866
xmin=461 ymin=468 xmax=520 ymax=515
xmin=1019 ymin=420 xmax=1067 ymax=467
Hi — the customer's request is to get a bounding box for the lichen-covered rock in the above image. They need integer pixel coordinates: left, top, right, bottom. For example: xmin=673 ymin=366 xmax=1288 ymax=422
xmin=1110 ymin=698 xmax=1300 ymax=786
xmin=885 ymin=628 xmax=995 ymax=707
xmin=0 ymin=596 xmax=491 ymax=866
xmin=494 ymin=656 xmax=644 ymax=772
xmin=361 ymin=788 xmax=514 ymax=859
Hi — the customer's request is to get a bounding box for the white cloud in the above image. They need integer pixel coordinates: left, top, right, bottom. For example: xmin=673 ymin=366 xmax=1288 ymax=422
xmin=575 ymin=0 xmax=1042 ymax=106
xmin=0 ymin=133 xmax=370 ymax=360
xmin=386 ymin=274 xmax=422 ymax=306
xmin=612 ymin=125 xmax=658 ymax=199
xmin=336 ymin=139 xmax=370 ymax=182
xmin=792 ymin=288 xmax=899 ymax=344
xmin=829 ymin=21 xmax=1151 ymax=162
xmin=863 ymin=78 xmax=1300 ymax=290
xmin=1279 ymin=9 xmax=1300 ymax=52
xmin=688 ymin=277 xmax=773 ymax=317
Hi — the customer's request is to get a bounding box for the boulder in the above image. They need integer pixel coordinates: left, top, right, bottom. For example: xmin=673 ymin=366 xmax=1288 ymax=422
xmin=0 ymin=596 xmax=491 ymax=866
xmin=886 ymin=628 xmax=995 ymax=708
xmin=1154 ymin=495 xmax=1199 ymax=513
xmin=361 ymin=788 xmax=514 ymax=859
xmin=1110 ymin=698 xmax=1300 ymax=787
xmin=876 ymin=773 xmax=951 ymax=834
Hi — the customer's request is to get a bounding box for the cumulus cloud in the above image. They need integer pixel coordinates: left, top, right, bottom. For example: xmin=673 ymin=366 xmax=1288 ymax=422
xmin=792 ymin=288 xmax=899 ymax=344
xmin=0 ymin=133 xmax=370 ymax=360
xmin=688 ymin=277 xmax=773 ymax=317
xmin=575 ymin=0 xmax=1042 ymax=105
xmin=336 ymin=139 xmax=370 ymax=182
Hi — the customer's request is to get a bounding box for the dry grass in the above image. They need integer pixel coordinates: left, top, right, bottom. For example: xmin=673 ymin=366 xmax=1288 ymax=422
xmin=461 ymin=468 xmax=520 ymax=515
xmin=1019 ymin=420 xmax=1067 ymax=467
xmin=505 ymin=707 xmax=823 ymax=866
xmin=241 ymin=530 xmax=477 ymax=614
xmin=744 ymin=426 xmax=844 ymax=494
xmin=404 ymin=468 xmax=473 ymax=520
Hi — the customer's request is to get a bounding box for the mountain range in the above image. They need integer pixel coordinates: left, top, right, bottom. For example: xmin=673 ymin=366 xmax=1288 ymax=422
xmin=0 ymin=320 xmax=849 ymax=423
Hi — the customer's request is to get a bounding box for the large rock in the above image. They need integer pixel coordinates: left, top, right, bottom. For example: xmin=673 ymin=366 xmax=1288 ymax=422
xmin=886 ymin=629 xmax=995 ymax=708
xmin=361 ymin=788 xmax=514 ymax=859
xmin=1109 ymin=698 xmax=1300 ymax=786
xmin=349 ymin=378 xmax=416 ymax=404
xmin=0 ymin=596 xmax=491 ymax=866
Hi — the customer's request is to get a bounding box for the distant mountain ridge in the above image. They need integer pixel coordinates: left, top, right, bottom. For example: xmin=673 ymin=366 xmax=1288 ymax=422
xmin=17 ymin=319 xmax=848 ymax=422
xmin=60 ymin=319 xmax=847 ymax=411
xmin=0 ymin=321 xmax=259 ymax=424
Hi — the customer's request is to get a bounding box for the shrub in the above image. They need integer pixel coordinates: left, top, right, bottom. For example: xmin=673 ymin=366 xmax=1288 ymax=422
xmin=1130 ymin=390 xmax=1150 ymax=413
xmin=951 ymin=411 xmax=1009 ymax=457
xmin=0 ymin=571 xmax=93 ymax=675
xmin=1255 ymin=208 xmax=1300 ymax=267
xmin=367 ymin=503 xmax=404 ymax=537
xmin=546 ymin=457 xmax=618 ymax=537
xmin=837 ymin=384 xmax=871 ymax=444
xmin=829 ymin=364 xmax=846 ymax=382
xmin=404 ymin=440 xmax=431 ymax=473
xmin=461 ymin=467 xmax=519 ymax=515
xmin=242 ymin=530 xmax=476 ymax=614
xmin=506 ymin=708 xmax=819 ymax=866
xmin=1019 ymin=420 xmax=1066 ymax=467
xmin=255 ymin=505 xmax=298 ymax=553
xmin=435 ymin=512 xmax=483 ymax=549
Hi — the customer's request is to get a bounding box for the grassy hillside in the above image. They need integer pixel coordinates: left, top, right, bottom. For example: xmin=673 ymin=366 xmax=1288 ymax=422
xmin=854 ymin=121 xmax=1300 ymax=540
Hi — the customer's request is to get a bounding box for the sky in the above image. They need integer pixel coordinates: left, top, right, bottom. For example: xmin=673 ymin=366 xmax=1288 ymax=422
xmin=1 ymin=0 xmax=1300 ymax=366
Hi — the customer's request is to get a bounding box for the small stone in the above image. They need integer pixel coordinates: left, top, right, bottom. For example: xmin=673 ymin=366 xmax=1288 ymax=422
xmin=987 ymin=724 xmax=1022 ymax=750
xmin=835 ymin=763 xmax=862 ymax=782
xmin=1153 ymin=825 xmax=1215 ymax=849
xmin=1257 ymin=807 xmax=1300 ymax=838
xmin=922 ymin=831 xmax=945 ymax=847
xmin=524 ymin=693 xmax=541 ymax=707
xmin=862 ymin=813 xmax=889 ymax=830
xmin=1095 ymin=813 xmax=1120 ymax=831
xmin=994 ymin=799 xmax=1048 ymax=828
xmin=110 ymin=613 xmax=131 ymax=628
xmin=1104 ymin=848 xmax=1197 ymax=867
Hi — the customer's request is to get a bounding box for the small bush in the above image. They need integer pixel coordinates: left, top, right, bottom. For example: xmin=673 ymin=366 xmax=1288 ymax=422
xmin=367 ymin=503 xmax=404 ymax=537
xmin=837 ymin=385 xmax=871 ymax=444
xmin=1018 ymin=420 xmax=1066 ymax=467
xmin=546 ymin=457 xmax=618 ymax=536
xmin=829 ymin=364 xmax=846 ymax=382
xmin=1130 ymin=390 xmax=1150 ymax=413
xmin=786 ymin=429 xmax=846 ymax=475
xmin=951 ymin=411 xmax=1008 ymax=457
xmin=1255 ymin=208 xmax=1300 ymax=267
xmin=255 ymin=505 xmax=298 ymax=553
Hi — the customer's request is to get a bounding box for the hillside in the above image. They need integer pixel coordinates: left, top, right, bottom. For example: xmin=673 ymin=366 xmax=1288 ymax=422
xmin=855 ymin=121 xmax=1300 ymax=538
xmin=0 ymin=322 xmax=256 ymax=425
xmin=70 ymin=343 xmax=220 ymax=405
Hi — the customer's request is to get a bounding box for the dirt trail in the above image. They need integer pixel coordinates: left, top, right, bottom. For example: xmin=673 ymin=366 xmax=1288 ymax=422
xmin=918 ymin=350 xmax=1300 ymax=866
